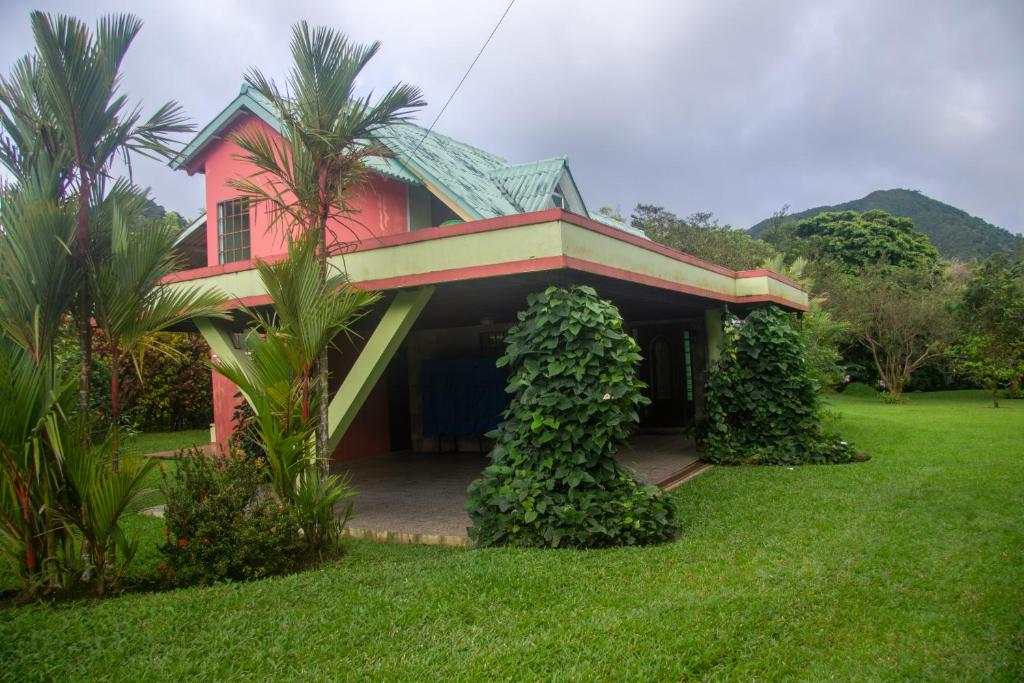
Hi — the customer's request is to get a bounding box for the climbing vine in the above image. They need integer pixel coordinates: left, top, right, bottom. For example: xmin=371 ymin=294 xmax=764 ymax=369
xmin=702 ymin=306 xmax=860 ymax=465
xmin=466 ymin=286 xmax=678 ymax=548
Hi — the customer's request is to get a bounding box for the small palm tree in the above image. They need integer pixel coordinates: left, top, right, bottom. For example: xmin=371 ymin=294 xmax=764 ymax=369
xmin=90 ymin=196 xmax=227 ymax=467
xmin=0 ymin=338 xmax=72 ymax=591
xmin=0 ymin=11 xmax=194 ymax=438
xmin=231 ymin=21 xmax=424 ymax=466
xmin=214 ymin=235 xmax=374 ymax=554
xmin=57 ymin=432 xmax=157 ymax=596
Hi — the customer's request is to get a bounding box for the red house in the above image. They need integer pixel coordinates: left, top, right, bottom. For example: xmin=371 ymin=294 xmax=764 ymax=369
xmin=165 ymin=84 xmax=807 ymax=484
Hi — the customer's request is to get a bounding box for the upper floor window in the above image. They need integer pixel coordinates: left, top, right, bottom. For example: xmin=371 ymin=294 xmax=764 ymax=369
xmin=217 ymin=198 xmax=250 ymax=264
xmin=551 ymin=189 xmax=565 ymax=209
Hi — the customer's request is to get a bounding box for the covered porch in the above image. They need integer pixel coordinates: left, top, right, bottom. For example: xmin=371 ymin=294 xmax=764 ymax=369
xmin=338 ymin=433 xmax=706 ymax=545
xmin=162 ymin=210 xmax=806 ymax=542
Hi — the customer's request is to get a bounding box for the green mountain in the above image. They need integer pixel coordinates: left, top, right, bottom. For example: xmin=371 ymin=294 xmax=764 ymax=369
xmin=749 ymin=189 xmax=1018 ymax=260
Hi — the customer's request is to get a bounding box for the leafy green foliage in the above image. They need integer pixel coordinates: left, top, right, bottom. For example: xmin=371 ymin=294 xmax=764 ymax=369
xmin=228 ymin=391 xmax=263 ymax=465
xmin=159 ymin=450 xmax=304 ymax=586
xmin=632 ymin=204 xmax=777 ymax=270
xmin=793 ymin=209 xmax=940 ymax=273
xmin=58 ymin=435 xmax=158 ymax=595
xmin=952 ymin=255 xmax=1024 ymax=406
xmin=0 ymin=339 xmax=72 ymax=593
xmin=702 ymin=306 xmax=858 ymax=465
xmin=115 ymin=333 xmax=213 ymax=432
xmin=824 ymin=265 xmax=957 ymax=400
xmin=467 ymin=286 xmax=678 ymax=548
xmin=292 ymin=468 xmax=354 ymax=560
xmin=212 ymin=235 xmax=375 ymax=558
xmin=749 ymin=189 xmax=1017 ymax=260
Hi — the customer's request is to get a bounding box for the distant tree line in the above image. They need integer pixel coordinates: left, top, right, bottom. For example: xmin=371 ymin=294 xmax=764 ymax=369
xmin=615 ymin=201 xmax=1024 ymax=405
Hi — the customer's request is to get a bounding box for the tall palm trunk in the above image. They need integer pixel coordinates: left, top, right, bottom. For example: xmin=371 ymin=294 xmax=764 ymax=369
xmin=109 ymin=341 xmax=121 ymax=470
xmin=76 ymin=170 xmax=92 ymax=448
xmin=317 ymin=205 xmax=330 ymax=474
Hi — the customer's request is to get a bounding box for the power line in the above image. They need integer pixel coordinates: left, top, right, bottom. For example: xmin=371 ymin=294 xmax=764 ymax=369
xmin=408 ymin=0 xmax=516 ymax=160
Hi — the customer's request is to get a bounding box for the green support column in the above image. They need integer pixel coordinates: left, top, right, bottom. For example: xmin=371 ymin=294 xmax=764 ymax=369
xmin=195 ymin=317 xmax=257 ymax=409
xmin=704 ymin=307 xmax=724 ymax=366
xmin=326 ymin=286 xmax=434 ymax=454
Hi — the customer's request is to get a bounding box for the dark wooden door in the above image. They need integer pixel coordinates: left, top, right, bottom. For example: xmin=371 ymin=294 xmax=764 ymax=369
xmin=635 ymin=324 xmax=696 ymax=428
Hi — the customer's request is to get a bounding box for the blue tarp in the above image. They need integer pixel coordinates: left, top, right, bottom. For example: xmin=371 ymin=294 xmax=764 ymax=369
xmin=421 ymin=358 xmax=508 ymax=436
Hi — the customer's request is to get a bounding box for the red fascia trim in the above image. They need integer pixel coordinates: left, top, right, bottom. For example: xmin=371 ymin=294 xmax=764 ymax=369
xmin=224 ymin=256 xmax=570 ymax=310
xmin=208 ymin=254 xmax=807 ymax=312
xmin=161 ymin=209 xmax=803 ymax=293
xmin=562 ymin=256 xmax=810 ymax=311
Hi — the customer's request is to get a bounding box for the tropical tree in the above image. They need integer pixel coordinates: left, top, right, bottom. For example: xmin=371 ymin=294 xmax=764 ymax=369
xmin=0 ymin=170 xmax=79 ymax=368
xmin=631 ymin=204 xmax=777 ymax=270
xmin=57 ymin=433 xmax=157 ymax=595
xmin=230 ymin=21 xmax=424 ymax=466
xmin=826 ymin=266 xmax=956 ymax=401
xmin=794 ymin=209 xmax=940 ymax=274
xmin=0 ymin=11 xmax=193 ymax=439
xmin=90 ymin=198 xmax=227 ymax=466
xmin=953 ymin=255 xmax=1024 ymax=406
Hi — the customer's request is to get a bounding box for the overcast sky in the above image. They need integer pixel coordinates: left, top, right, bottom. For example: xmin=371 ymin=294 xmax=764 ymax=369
xmin=2 ymin=0 xmax=1021 ymax=233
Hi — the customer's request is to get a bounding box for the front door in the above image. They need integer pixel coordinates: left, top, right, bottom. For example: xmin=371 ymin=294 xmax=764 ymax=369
xmin=635 ymin=324 xmax=696 ymax=429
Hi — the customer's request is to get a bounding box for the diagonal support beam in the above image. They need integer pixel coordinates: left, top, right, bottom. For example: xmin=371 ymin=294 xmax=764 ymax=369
xmin=195 ymin=317 xmax=258 ymax=409
xmin=326 ymin=286 xmax=434 ymax=454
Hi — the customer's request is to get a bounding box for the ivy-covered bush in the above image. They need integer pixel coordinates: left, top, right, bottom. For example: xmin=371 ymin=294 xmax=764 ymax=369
xmin=159 ymin=450 xmax=304 ymax=586
xmin=701 ymin=306 xmax=860 ymax=465
xmin=466 ymin=286 xmax=678 ymax=548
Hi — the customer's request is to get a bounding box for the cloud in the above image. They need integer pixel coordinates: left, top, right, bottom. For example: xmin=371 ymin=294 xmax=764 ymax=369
xmin=1 ymin=0 xmax=1021 ymax=232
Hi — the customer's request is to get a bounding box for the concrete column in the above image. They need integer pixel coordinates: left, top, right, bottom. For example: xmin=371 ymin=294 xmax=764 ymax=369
xmin=326 ymin=286 xmax=434 ymax=454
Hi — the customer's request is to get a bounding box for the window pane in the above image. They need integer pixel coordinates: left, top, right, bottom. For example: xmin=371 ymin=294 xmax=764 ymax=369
xmin=217 ymin=198 xmax=251 ymax=264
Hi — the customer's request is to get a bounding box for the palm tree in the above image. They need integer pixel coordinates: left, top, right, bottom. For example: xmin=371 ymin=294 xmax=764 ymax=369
xmin=0 ymin=168 xmax=79 ymax=368
xmin=230 ymin=21 xmax=424 ymax=467
xmin=2 ymin=11 xmax=193 ymax=440
xmin=0 ymin=337 xmax=72 ymax=591
xmin=214 ymin=234 xmax=374 ymax=554
xmin=217 ymin=235 xmax=379 ymax=471
xmin=90 ymin=196 xmax=227 ymax=467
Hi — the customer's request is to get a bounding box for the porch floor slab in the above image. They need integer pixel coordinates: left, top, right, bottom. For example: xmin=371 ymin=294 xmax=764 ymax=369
xmin=336 ymin=433 xmax=699 ymax=541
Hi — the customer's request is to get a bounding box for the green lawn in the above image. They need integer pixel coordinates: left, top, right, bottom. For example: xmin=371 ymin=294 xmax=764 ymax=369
xmin=125 ymin=428 xmax=210 ymax=456
xmin=2 ymin=391 xmax=1022 ymax=681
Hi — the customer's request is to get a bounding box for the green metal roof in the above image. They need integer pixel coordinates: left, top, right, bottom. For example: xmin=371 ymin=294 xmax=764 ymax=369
xmin=487 ymin=157 xmax=567 ymax=213
xmin=171 ymin=85 xmax=645 ymax=237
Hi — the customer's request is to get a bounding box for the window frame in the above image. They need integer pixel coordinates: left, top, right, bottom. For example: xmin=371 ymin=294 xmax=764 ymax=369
xmin=217 ymin=198 xmax=251 ymax=264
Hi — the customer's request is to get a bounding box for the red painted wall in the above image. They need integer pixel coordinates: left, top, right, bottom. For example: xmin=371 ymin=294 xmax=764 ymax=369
xmin=194 ymin=114 xmax=408 ymax=459
xmin=328 ymin=336 xmax=392 ymax=463
xmin=211 ymin=366 xmax=240 ymax=452
xmin=196 ymin=114 xmax=410 ymax=267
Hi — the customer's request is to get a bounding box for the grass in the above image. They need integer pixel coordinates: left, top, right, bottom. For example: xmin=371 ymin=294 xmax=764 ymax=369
xmin=2 ymin=391 xmax=1022 ymax=681
xmin=125 ymin=429 xmax=210 ymax=456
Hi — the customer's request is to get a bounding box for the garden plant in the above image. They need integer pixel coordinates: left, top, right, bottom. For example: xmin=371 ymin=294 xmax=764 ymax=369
xmin=467 ymin=286 xmax=678 ymax=548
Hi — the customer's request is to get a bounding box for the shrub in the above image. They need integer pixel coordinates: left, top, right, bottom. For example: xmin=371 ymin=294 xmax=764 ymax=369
xmin=466 ymin=286 xmax=678 ymax=548
xmin=842 ymin=381 xmax=878 ymax=397
xmin=73 ymin=330 xmax=213 ymax=433
xmin=159 ymin=449 xmax=304 ymax=586
xmin=229 ymin=391 xmax=265 ymax=467
xmin=701 ymin=306 xmax=860 ymax=465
